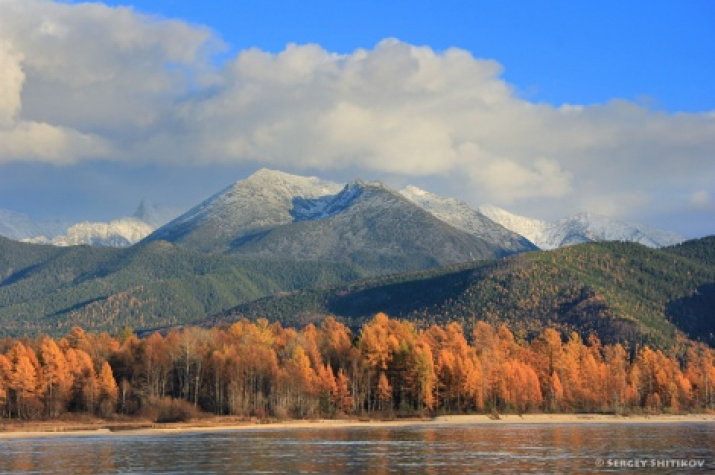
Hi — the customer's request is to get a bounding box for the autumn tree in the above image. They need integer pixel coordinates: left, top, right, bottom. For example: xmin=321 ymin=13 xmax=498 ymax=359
xmin=604 ymin=344 xmax=628 ymax=413
xmin=7 ymin=342 xmax=41 ymax=419
xmin=65 ymin=347 xmax=98 ymax=413
xmin=97 ymin=362 xmax=119 ymax=417
xmin=38 ymin=337 xmax=72 ymax=417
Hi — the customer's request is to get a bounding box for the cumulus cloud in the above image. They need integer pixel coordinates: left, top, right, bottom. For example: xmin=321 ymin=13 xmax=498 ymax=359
xmin=1 ymin=0 xmax=714 ymax=223
xmin=0 ymin=0 xmax=219 ymax=163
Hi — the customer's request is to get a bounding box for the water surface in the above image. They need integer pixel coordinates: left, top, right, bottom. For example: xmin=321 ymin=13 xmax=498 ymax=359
xmin=1 ymin=422 xmax=713 ymax=474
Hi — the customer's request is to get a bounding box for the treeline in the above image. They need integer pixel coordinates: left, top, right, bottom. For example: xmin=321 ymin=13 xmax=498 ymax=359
xmin=1 ymin=314 xmax=714 ymax=421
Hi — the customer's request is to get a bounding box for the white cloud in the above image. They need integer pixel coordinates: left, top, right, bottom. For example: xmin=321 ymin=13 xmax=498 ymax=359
xmin=470 ymin=158 xmax=573 ymax=203
xmin=1 ymin=0 xmax=714 ymax=225
xmin=0 ymin=0 xmax=220 ymax=163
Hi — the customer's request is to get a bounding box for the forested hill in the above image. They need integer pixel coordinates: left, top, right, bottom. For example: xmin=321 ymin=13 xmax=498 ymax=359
xmin=208 ymin=238 xmax=715 ymax=349
xmin=0 ymin=237 xmax=366 ymax=337
xmin=3 ymin=235 xmax=714 ymax=347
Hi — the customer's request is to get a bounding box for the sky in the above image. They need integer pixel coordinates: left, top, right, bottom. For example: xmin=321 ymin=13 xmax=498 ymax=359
xmin=0 ymin=0 xmax=713 ymax=237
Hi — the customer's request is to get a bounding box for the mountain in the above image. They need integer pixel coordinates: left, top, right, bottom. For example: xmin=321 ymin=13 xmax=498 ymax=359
xmin=399 ymin=185 xmax=537 ymax=253
xmin=0 ymin=208 xmax=68 ymax=241
xmin=226 ymin=179 xmax=519 ymax=273
xmin=0 ymin=236 xmax=365 ymax=337
xmin=24 ymin=201 xmax=174 ymax=248
xmin=207 ymin=238 xmax=715 ymax=349
xmin=146 ymin=169 xmax=531 ymax=274
xmin=479 ymin=205 xmax=684 ymax=250
xmin=147 ymin=169 xmax=343 ymax=252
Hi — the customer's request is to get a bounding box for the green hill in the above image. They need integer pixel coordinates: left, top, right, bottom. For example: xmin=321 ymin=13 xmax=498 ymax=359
xmin=0 ymin=238 xmax=366 ymax=337
xmin=208 ymin=238 xmax=715 ymax=349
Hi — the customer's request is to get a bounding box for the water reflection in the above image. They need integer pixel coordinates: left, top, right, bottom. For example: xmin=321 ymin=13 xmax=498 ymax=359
xmin=0 ymin=423 xmax=712 ymax=474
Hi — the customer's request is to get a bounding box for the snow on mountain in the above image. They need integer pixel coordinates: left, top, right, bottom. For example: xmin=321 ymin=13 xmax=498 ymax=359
xmin=23 ymin=201 xmax=173 ymax=248
xmin=290 ymin=181 xmax=364 ymax=221
xmin=7 ymin=167 xmax=683 ymax=253
xmin=167 ymin=168 xmax=342 ymax=230
xmin=399 ymin=186 xmax=537 ymax=253
xmin=478 ymin=205 xmax=548 ymax=247
xmin=0 ymin=209 xmax=68 ymax=241
xmin=146 ymin=169 xmax=530 ymax=272
xmin=224 ymin=179 xmax=511 ymax=273
xmin=479 ymin=205 xmax=684 ymax=250
xmin=148 ymin=169 xmax=344 ymax=251
xmin=27 ymin=218 xmax=155 ymax=247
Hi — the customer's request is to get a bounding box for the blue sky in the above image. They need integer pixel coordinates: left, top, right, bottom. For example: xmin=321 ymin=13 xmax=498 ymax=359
xmin=0 ymin=0 xmax=714 ymax=237
xmin=95 ymin=0 xmax=714 ymax=112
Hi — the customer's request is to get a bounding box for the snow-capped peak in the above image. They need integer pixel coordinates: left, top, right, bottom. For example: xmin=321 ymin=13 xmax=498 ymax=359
xmin=26 ymin=217 xmax=155 ymax=247
xmin=245 ymin=169 xmax=343 ymax=197
xmin=21 ymin=200 xmax=177 ymax=248
xmin=150 ymin=169 xmax=344 ymax=245
xmin=479 ymin=205 xmax=684 ymax=249
xmin=478 ymin=205 xmax=547 ymax=245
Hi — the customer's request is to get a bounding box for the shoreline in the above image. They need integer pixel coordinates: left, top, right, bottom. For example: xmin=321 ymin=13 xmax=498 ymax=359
xmin=1 ymin=413 xmax=714 ymax=439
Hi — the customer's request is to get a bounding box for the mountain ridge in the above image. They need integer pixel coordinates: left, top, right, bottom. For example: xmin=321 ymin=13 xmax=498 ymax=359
xmin=2 ymin=169 xmax=688 ymax=253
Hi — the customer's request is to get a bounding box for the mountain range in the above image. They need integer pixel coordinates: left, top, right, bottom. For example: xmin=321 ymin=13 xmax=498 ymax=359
xmin=1 ymin=169 xmax=684 ymax=252
xmin=0 ymin=169 xmax=709 ymax=350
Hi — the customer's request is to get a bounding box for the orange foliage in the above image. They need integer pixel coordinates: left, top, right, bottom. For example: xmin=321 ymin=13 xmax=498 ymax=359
xmin=1 ymin=315 xmax=713 ymax=420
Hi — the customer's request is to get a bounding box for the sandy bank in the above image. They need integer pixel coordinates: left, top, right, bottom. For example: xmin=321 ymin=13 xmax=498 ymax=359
xmin=1 ymin=413 xmax=713 ymax=439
